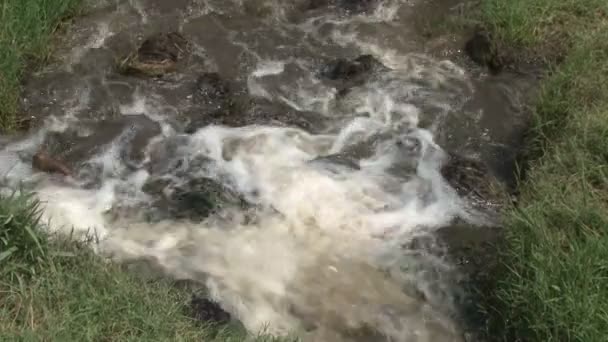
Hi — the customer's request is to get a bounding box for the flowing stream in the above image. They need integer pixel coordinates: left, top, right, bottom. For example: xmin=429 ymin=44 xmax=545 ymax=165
xmin=0 ymin=0 xmax=537 ymax=341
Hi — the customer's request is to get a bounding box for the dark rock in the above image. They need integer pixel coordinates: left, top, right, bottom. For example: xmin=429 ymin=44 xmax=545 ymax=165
xmin=173 ymin=178 xmax=245 ymax=217
xmin=319 ymin=55 xmax=387 ymax=95
xmin=143 ymin=177 xmax=247 ymax=222
xmin=306 ymin=0 xmax=328 ymax=10
xmin=138 ymin=31 xmax=189 ymax=63
xmin=193 ymin=72 xmax=231 ymax=110
xmin=42 ymin=115 xmax=161 ymax=168
xmin=306 ymin=0 xmax=378 ymax=13
xmin=183 ymin=72 xmax=236 ymax=132
xmin=189 ymin=295 xmax=231 ymax=325
xmin=183 ymin=72 xmax=328 ymax=134
xmin=32 ymin=151 xmax=72 ymax=176
xmin=141 ymin=177 xmax=173 ymax=196
xmin=39 ymin=115 xmax=159 ymax=187
xmin=464 ymin=30 xmax=503 ymax=74
xmin=340 ymin=0 xmax=377 ymax=13
xmin=440 ymin=153 xmax=504 ymax=211
xmin=240 ymin=98 xmax=328 ymax=132
xmin=321 ymin=55 xmax=384 ymax=81
xmin=242 ymin=0 xmax=275 ymax=17
xmin=185 ymin=93 xmax=328 ymax=134
xmin=119 ymin=32 xmax=190 ymax=77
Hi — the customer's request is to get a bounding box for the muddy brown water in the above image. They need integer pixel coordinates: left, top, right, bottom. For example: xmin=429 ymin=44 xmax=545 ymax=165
xmin=2 ymin=0 xmax=539 ymax=340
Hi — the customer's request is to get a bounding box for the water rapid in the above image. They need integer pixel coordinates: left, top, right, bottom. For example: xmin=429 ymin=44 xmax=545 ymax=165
xmin=1 ymin=0 xmax=532 ymax=340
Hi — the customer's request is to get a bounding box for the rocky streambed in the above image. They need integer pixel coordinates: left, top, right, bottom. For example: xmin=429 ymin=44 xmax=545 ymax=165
xmin=0 ymin=0 xmax=538 ymax=341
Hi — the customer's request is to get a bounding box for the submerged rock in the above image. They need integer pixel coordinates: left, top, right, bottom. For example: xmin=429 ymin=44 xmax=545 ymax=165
xmin=441 ymin=153 xmax=504 ymax=211
xmin=239 ymin=97 xmax=328 ymax=132
xmin=32 ymin=151 xmax=72 ymax=176
xmin=119 ymin=32 xmax=190 ymax=77
xmin=172 ymin=178 xmax=246 ymax=219
xmin=464 ymin=30 xmax=503 ymax=74
xmin=143 ymin=177 xmax=248 ymax=222
xmin=42 ymin=115 xmax=161 ymax=169
xmin=242 ymin=0 xmax=276 ymax=17
xmin=340 ymin=0 xmax=378 ymax=13
xmin=307 ymin=0 xmax=379 ymax=13
xmin=321 ymin=55 xmax=384 ymax=81
xmin=180 ymin=72 xmax=237 ymax=132
xmin=184 ymin=74 xmax=328 ymax=134
xmin=319 ymin=55 xmax=387 ymax=95
xmin=193 ymin=72 xmax=232 ymax=110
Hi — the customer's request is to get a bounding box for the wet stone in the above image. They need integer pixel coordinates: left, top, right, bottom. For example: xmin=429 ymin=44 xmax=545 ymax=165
xmin=119 ymin=32 xmax=191 ymax=77
xmin=241 ymin=98 xmax=328 ymax=133
xmin=42 ymin=115 xmax=161 ymax=169
xmin=143 ymin=177 xmax=248 ymax=222
xmin=319 ymin=55 xmax=388 ymax=95
xmin=242 ymin=0 xmax=276 ymax=17
xmin=183 ymin=72 xmax=238 ymax=130
xmin=193 ymin=72 xmax=232 ymax=109
xmin=185 ymin=94 xmax=328 ymax=134
xmin=189 ymin=295 xmax=231 ymax=325
xmin=180 ymin=72 xmax=329 ymax=133
xmin=339 ymin=0 xmax=378 ymax=13
xmin=307 ymin=0 xmax=379 ymax=13
xmin=32 ymin=151 xmax=72 ymax=177
xmin=320 ymin=55 xmax=385 ymax=81
xmin=440 ymin=153 xmax=504 ymax=211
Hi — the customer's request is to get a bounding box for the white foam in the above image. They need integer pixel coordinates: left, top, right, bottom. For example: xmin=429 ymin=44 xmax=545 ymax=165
xmin=248 ymin=60 xmax=286 ymax=98
xmin=4 ymin=102 xmax=465 ymax=342
xmin=36 ymin=180 xmax=114 ymax=239
xmin=0 ymin=1 xmax=487 ymax=341
xmin=3 ymin=110 xmax=466 ymax=340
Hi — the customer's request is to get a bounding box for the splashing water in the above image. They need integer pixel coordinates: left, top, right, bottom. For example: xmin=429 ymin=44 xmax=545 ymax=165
xmin=0 ymin=0 xmax=518 ymax=341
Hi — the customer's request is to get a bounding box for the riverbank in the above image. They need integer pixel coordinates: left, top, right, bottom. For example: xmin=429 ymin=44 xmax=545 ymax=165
xmin=2 ymin=190 xmax=283 ymax=340
xmin=1 ymin=194 xmax=204 ymax=340
xmin=474 ymin=0 xmax=608 ymax=340
xmin=0 ymin=0 xmax=243 ymax=339
xmin=0 ymin=0 xmax=80 ymax=130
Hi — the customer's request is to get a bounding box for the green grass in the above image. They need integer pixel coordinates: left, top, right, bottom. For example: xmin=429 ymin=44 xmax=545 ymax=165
xmin=479 ymin=0 xmax=608 ymax=62
xmin=475 ymin=0 xmax=608 ymax=341
xmin=0 ymin=0 xmax=83 ymax=130
xmin=0 ymin=191 xmax=48 ymax=281
xmin=0 ymin=193 xmax=293 ymax=341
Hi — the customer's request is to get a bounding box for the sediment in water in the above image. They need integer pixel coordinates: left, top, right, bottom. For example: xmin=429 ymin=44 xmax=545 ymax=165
xmin=1 ymin=0 xmax=538 ymax=340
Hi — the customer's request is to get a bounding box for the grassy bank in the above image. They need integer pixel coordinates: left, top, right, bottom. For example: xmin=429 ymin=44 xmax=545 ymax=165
xmin=476 ymin=0 xmax=608 ymax=341
xmin=0 ymin=0 xmax=82 ymax=130
xmin=0 ymin=193 xmax=273 ymax=341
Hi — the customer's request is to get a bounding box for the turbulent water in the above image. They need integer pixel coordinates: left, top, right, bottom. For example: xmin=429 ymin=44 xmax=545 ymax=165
xmin=0 ymin=0 xmax=535 ymax=341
